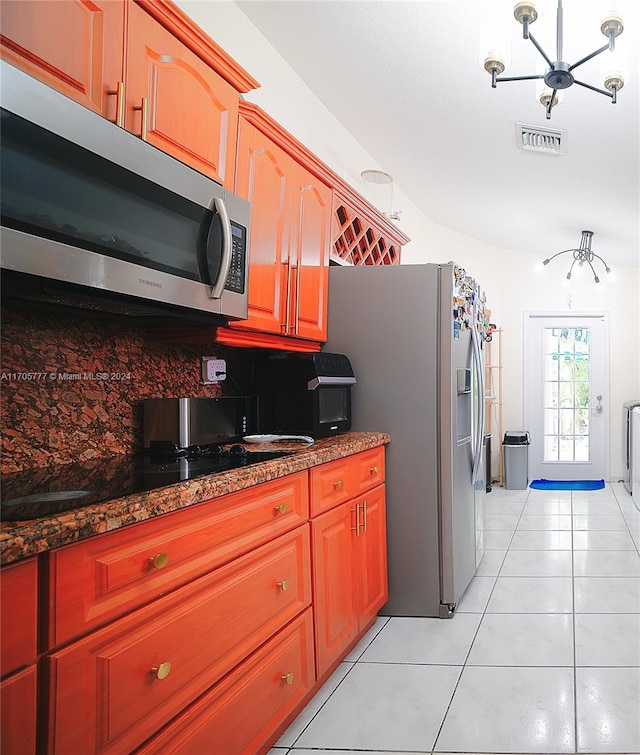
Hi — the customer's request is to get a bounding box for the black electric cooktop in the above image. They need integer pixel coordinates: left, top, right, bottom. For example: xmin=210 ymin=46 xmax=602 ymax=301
xmin=1 ymin=444 xmax=292 ymax=521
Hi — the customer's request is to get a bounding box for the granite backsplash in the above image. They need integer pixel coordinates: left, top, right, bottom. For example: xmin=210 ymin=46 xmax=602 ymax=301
xmin=0 ymin=308 xmax=255 ymax=473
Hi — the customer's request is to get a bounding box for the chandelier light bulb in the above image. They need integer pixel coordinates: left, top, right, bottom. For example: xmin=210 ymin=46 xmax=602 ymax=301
xmin=482 ymin=0 xmax=625 ymax=118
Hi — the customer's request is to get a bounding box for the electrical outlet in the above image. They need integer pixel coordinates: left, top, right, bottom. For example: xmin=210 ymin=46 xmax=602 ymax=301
xmin=201 ymin=357 xmax=227 ymax=384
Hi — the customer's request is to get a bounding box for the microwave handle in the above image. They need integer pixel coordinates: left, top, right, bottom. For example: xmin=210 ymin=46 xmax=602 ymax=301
xmin=208 ymin=197 xmax=233 ymax=300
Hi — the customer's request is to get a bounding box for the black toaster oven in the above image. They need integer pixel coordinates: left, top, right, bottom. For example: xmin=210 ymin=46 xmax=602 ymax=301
xmin=252 ymin=352 xmax=356 ymax=439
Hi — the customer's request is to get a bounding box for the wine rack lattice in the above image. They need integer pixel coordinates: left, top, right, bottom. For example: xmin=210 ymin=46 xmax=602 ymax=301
xmin=333 ymin=202 xmax=401 ymax=265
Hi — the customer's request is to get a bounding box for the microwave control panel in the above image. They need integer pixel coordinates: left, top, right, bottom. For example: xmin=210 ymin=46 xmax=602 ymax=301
xmin=224 ymin=222 xmax=247 ymax=294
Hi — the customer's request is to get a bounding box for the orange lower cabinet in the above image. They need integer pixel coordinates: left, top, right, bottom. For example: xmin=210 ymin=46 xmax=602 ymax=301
xmin=45 ymin=526 xmax=311 ymax=754
xmin=0 ymin=665 xmax=37 ymax=755
xmin=311 ymin=482 xmax=388 ymax=678
xmin=0 ymin=557 xmax=38 ymax=676
xmin=311 ymin=501 xmax=359 ymax=677
xmin=137 ymin=608 xmax=315 ymax=755
xmin=355 ymin=485 xmax=388 ymax=628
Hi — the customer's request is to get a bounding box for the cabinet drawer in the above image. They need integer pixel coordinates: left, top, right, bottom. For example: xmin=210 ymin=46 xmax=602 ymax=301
xmin=48 ymin=471 xmax=308 ymax=647
xmin=351 ymin=446 xmax=385 ymax=494
xmin=0 ymin=558 xmax=37 ymax=675
xmin=46 ymin=525 xmax=311 ymax=754
xmin=137 ymin=608 xmax=315 ymax=755
xmin=310 ymin=447 xmax=385 ymax=516
xmin=1 ymin=665 xmax=37 ymax=755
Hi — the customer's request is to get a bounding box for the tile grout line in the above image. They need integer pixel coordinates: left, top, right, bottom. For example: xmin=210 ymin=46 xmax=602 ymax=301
xmin=429 ymin=487 xmax=529 ymax=753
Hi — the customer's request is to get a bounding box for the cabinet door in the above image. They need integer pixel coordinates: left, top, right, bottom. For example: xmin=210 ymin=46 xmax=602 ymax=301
xmin=125 ymin=2 xmax=238 ymax=186
xmin=289 ymin=163 xmax=331 ymax=341
xmin=0 ymin=666 xmax=37 ymax=755
xmin=0 ymin=557 xmax=37 ymax=676
xmin=0 ymin=0 xmax=124 ymax=120
xmin=233 ymin=118 xmax=291 ymax=334
xmin=311 ymin=503 xmax=358 ymax=678
xmin=355 ymin=485 xmax=388 ymax=628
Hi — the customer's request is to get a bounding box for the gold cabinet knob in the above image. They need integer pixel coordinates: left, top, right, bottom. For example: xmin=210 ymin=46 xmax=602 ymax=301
xmin=333 ymin=479 xmax=344 ymax=490
xmin=277 ymin=579 xmax=290 ymax=592
xmin=149 ymin=552 xmax=169 ymax=570
xmin=281 ymin=672 xmax=294 ymax=685
xmin=274 ymin=502 xmax=288 ymax=515
xmin=369 ymin=465 xmax=379 ymax=474
xmin=151 ymin=661 xmax=172 ymax=680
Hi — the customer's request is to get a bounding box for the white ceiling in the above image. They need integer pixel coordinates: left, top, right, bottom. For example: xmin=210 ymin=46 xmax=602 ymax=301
xmin=236 ymin=0 xmax=640 ymax=269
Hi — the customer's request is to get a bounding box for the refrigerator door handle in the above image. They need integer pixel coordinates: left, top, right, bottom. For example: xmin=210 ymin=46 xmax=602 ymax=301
xmin=471 ymin=322 xmax=485 ymax=484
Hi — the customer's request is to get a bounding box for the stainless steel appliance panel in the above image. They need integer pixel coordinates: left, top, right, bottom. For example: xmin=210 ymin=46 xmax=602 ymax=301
xmin=632 ymin=407 xmax=640 ymax=511
xmin=325 ymin=262 xmax=485 ymax=618
xmin=326 ymin=263 xmax=442 ymax=616
xmin=623 ymin=400 xmax=640 ymax=494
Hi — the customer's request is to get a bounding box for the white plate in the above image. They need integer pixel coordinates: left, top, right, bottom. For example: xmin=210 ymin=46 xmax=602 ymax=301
xmin=243 ymin=434 xmax=314 ymax=445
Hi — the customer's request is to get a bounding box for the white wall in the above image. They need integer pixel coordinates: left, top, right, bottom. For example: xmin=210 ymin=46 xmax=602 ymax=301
xmin=177 ymin=0 xmax=640 ymax=480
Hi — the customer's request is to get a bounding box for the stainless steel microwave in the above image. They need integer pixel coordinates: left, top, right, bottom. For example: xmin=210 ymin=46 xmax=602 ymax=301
xmin=0 ymin=61 xmax=249 ymax=321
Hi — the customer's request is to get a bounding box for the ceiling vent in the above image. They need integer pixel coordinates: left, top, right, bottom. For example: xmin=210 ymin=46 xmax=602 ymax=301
xmin=516 ymin=123 xmax=567 ymax=155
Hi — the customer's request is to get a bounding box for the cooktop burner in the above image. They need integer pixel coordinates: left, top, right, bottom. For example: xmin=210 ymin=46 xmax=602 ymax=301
xmin=1 ymin=445 xmax=292 ymax=521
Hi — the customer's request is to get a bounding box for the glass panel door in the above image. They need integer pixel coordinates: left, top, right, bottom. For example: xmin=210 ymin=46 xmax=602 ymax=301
xmin=524 ymin=314 xmax=608 ymax=481
xmin=543 ymin=327 xmax=591 ymax=463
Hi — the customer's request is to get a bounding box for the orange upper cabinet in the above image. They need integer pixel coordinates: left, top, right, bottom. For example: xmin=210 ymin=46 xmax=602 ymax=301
xmin=1 ymin=0 xmax=259 ymax=188
xmin=232 ymin=117 xmax=292 ymax=335
xmin=0 ymin=0 xmax=125 ymax=121
xmin=217 ymin=104 xmax=332 ymax=350
xmin=125 ymin=2 xmax=239 ymax=186
xmin=289 ymin=161 xmax=331 ymax=342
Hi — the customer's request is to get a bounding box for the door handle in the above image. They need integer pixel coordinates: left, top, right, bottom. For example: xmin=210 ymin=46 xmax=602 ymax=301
xmin=133 ymin=97 xmax=149 ymax=141
xmin=594 ymin=395 xmax=603 ymax=414
xmin=106 ymin=81 xmax=125 ymax=127
xmin=208 ymin=197 xmax=232 ymax=300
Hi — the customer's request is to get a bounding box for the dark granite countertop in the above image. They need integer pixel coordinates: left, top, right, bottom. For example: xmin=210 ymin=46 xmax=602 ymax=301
xmin=0 ymin=432 xmax=390 ymax=565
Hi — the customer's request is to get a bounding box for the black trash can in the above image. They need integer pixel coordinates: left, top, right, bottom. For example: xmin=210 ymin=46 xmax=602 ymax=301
xmin=502 ymin=431 xmax=531 ymax=490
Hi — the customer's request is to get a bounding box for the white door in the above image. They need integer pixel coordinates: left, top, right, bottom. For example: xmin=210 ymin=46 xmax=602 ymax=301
xmin=524 ymin=313 xmax=609 ymax=480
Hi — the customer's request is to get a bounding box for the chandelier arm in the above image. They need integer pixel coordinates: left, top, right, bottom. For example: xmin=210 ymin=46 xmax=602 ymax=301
xmin=569 ymin=42 xmax=612 ymax=72
xmin=590 ymin=253 xmax=611 ymax=271
xmin=527 ymin=32 xmax=554 ymax=69
xmin=496 ymin=74 xmax=545 ymax=83
xmin=546 ymin=87 xmax=559 ymax=119
xmin=585 ymin=258 xmax=600 ymax=283
xmin=545 ymin=249 xmax=578 ymax=263
xmin=573 ymin=79 xmax=614 ymax=99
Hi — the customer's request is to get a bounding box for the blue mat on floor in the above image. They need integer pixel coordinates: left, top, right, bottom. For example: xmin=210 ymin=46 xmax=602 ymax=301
xmin=530 ymin=479 xmax=605 ymax=491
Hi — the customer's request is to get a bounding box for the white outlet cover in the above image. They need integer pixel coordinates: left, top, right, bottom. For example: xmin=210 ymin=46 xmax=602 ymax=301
xmin=202 ymin=357 xmax=227 ymax=383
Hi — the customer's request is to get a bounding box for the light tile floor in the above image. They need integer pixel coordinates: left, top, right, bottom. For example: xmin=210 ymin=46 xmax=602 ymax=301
xmin=270 ymin=482 xmax=640 ymax=755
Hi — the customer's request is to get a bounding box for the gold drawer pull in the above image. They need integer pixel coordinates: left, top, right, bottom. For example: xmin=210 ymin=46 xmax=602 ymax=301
xmin=274 ymin=502 xmax=288 ymax=515
xmin=151 ymin=661 xmax=172 ymax=680
xmin=333 ymin=479 xmax=344 ymax=490
xmin=370 ymin=465 xmax=379 ymax=475
xmin=277 ymin=579 xmax=290 ymax=592
xmin=351 ymin=504 xmax=361 ymax=536
xmin=149 ymin=552 xmax=169 ymax=570
xmin=281 ymin=672 xmax=294 ymax=685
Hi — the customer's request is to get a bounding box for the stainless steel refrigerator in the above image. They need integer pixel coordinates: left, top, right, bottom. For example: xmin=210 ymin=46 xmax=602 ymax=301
xmin=325 ymin=262 xmax=487 ymax=617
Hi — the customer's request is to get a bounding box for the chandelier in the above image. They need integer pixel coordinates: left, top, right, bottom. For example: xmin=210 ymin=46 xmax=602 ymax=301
xmin=483 ymin=1 xmax=625 ymax=119
xmin=542 ymin=230 xmax=612 ymax=283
